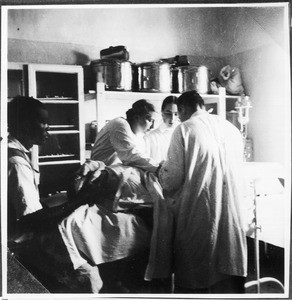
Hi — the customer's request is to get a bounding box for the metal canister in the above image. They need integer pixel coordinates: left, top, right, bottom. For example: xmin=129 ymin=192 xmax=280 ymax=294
xmin=173 ymin=65 xmax=210 ymax=94
xmin=197 ymin=66 xmax=210 ymax=94
xmin=138 ymin=61 xmax=172 ymax=93
xmin=91 ymin=59 xmax=132 ymax=91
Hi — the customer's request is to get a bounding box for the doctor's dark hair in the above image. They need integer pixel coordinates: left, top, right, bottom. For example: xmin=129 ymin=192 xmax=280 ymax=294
xmin=176 ymin=91 xmax=205 ymax=111
xmin=8 ymin=96 xmax=46 ymax=137
xmin=161 ymin=96 xmax=177 ymax=111
xmin=126 ymin=99 xmax=155 ymax=123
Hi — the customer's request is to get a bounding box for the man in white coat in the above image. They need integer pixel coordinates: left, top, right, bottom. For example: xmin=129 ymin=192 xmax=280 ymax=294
xmin=158 ymin=91 xmax=247 ymax=293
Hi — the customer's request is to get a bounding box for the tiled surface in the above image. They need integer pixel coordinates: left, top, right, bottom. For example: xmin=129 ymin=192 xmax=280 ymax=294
xmin=7 ymin=251 xmax=49 ymax=294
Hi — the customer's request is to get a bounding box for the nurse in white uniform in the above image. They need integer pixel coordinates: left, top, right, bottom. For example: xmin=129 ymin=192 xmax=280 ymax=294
xmin=91 ymin=99 xmax=158 ymax=173
xmin=144 ymin=96 xmax=178 ymax=164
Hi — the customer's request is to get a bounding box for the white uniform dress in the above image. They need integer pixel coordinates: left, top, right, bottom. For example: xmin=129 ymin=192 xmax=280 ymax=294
xmin=91 ymin=117 xmax=158 ymax=172
xmin=159 ymin=110 xmax=247 ymax=289
xmin=144 ymin=123 xmax=176 ymax=164
xmin=8 ymin=137 xmax=42 ymax=220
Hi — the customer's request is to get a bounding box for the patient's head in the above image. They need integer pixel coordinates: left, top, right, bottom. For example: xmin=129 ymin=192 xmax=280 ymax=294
xmin=71 ymin=168 xmax=121 ymax=206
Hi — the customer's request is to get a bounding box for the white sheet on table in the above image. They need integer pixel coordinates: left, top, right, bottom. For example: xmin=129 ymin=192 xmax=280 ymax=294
xmin=58 ymin=204 xmax=151 ymax=269
xmin=243 ymin=162 xmax=286 ymax=248
xmin=247 ymin=194 xmax=285 ymax=248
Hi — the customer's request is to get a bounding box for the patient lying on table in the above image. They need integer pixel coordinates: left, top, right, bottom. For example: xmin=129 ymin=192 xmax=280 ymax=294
xmin=61 ymin=160 xmax=173 ymax=292
xmin=64 ymin=161 xmax=153 ymax=266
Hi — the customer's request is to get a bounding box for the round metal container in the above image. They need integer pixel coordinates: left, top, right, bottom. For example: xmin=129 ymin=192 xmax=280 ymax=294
xmin=138 ymin=61 xmax=172 ymax=93
xmin=173 ymin=65 xmax=210 ymax=94
xmin=91 ymin=59 xmax=132 ymax=91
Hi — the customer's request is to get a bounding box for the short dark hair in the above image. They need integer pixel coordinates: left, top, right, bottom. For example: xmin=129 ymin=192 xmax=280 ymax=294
xmin=8 ymin=96 xmax=46 ymax=137
xmin=176 ymin=91 xmax=205 ymax=110
xmin=161 ymin=96 xmax=177 ymax=111
xmin=126 ymin=99 xmax=155 ymax=123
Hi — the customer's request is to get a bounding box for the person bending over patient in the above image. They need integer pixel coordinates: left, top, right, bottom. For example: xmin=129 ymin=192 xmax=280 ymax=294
xmin=144 ymin=96 xmax=178 ymax=163
xmin=91 ymin=99 xmax=158 ymax=173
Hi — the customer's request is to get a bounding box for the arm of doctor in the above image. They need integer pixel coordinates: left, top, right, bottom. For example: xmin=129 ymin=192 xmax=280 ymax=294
xmin=109 ymin=121 xmax=158 ymax=173
xmin=158 ymin=127 xmax=185 ymax=191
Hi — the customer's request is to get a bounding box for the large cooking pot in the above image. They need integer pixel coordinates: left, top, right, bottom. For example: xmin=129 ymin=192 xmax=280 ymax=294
xmin=138 ymin=61 xmax=172 ymax=93
xmin=172 ymin=65 xmax=210 ymax=94
xmin=91 ymin=59 xmax=132 ymax=91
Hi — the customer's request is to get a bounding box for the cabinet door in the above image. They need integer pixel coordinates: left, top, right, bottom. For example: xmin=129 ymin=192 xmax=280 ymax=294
xmin=8 ymin=63 xmax=27 ymax=100
xmin=27 ymin=63 xmax=85 ymax=195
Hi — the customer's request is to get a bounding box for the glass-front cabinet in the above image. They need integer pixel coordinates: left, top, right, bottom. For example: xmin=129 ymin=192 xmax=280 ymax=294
xmin=21 ymin=63 xmax=85 ymax=196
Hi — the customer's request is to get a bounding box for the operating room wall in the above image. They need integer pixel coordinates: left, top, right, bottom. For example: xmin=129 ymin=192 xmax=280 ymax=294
xmin=222 ymin=6 xmax=289 ymax=165
xmin=226 ymin=45 xmax=289 ymax=165
xmin=7 ymin=7 xmax=227 ymax=64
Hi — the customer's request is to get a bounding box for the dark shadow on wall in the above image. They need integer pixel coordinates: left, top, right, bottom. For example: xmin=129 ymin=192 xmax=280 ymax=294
xmin=72 ymin=50 xmax=90 ymax=65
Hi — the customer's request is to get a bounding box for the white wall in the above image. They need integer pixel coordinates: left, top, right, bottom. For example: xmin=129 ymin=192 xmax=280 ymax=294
xmin=227 ymin=46 xmax=289 ymax=165
xmin=223 ymin=6 xmax=290 ymax=165
xmin=8 ymin=7 xmax=227 ymax=64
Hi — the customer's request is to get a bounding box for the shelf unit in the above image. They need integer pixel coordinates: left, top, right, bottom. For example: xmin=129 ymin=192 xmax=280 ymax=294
xmin=26 ymin=63 xmax=85 ymax=196
xmin=92 ymin=83 xmax=241 ymax=132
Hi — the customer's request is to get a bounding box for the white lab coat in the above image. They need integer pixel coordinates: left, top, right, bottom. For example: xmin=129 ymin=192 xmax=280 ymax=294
xmin=144 ymin=123 xmax=176 ymax=164
xmin=91 ymin=117 xmax=158 ymax=172
xmin=159 ymin=110 xmax=247 ymax=289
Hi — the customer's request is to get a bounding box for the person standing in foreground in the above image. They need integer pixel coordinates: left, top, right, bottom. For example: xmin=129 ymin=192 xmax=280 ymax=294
xmin=158 ymin=91 xmax=247 ymax=293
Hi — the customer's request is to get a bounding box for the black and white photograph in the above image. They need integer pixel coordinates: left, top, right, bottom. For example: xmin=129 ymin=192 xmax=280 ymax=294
xmin=0 ymin=1 xmax=291 ymax=299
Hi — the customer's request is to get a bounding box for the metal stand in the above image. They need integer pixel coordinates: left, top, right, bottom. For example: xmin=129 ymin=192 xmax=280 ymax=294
xmin=244 ymin=179 xmax=285 ymax=294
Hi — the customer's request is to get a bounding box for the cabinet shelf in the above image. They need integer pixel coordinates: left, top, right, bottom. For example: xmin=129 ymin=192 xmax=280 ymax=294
xmin=39 ymin=154 xmax=76 ymax=159
xmin=92 ymin=83 xmax=241 ymax=131
xmin=86 ymin=89 xmax=241 ymax=102
xmin=39 ymin=160 xmax=81 ymax=166
xmin=48 ymin=130 xmax=80 ymax=135
xmin=39 ymin=99 xmax=79 ymax=104
xmin=49 ymin=125 xmax=75 ymax=129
